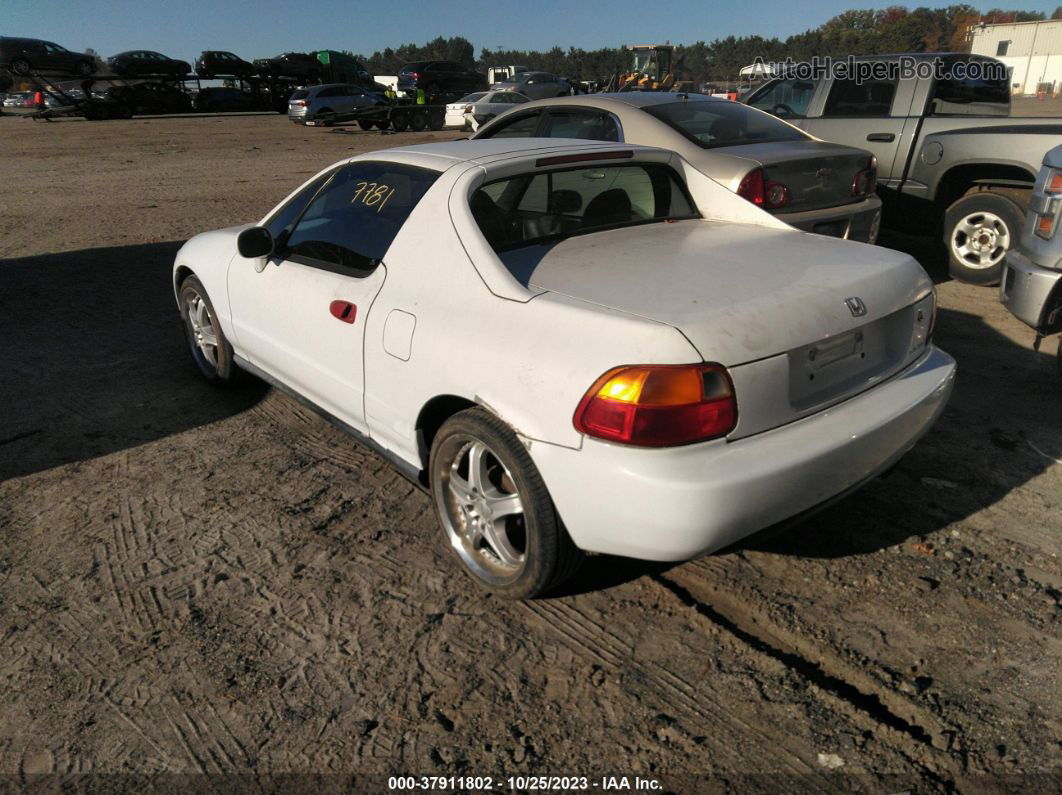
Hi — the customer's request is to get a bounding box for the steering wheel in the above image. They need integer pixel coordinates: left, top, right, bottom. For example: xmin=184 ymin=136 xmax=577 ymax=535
xmin=772 ymin=103 xmax=796 ymax=117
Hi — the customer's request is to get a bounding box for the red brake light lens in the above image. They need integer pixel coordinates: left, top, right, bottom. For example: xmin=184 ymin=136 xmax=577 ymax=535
xmin=573 ymin=364 xmax=737 ymax=447
xmin=737 ymin=168 xmax=765 ymax=206
xmin=852 ymin=158 xmax=878 ymax=197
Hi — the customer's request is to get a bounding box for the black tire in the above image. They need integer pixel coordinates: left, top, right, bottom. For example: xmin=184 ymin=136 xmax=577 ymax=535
xmin=315 ymin=107 xmax=335 ymax=126
xmin=75 ymin=60 xmax=94 ymax=77
xmin=11 ymin=58 xmax=31 ymax=76
xmin=943 ymin=191 xmax=1026 ymax=286
xmin=390 ymin=110 xmax=409 ymax=132
xmin=428 ymin=109 xmax=444 ymax=131
xmin=357 ymin=119 xmax=374 ymax=130
xmin=373 ymin=120 xmax=389 ymax=130
xmin=429 ymin=408 xmax=583 ymax=599
xmin=178 ymin=275 xmax=242 ymax=385
xmin=409 ymin=109 xmax=428 ymax=131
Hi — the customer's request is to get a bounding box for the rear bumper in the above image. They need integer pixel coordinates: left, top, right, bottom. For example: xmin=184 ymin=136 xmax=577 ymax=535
xmin=530 ymin=345 xmax=955 ymax=561
xmin=778 ymin=195 xmax=882 ymax=244
xmin=1000 ymin=248 xmax=1062 ymax=331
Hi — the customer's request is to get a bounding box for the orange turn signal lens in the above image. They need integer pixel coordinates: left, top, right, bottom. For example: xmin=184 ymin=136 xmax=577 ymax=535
xmin=1036 ymin=213 xmax=1057 ymax=239
xmin=1047 ymin=170 xmax=1062 ymax=195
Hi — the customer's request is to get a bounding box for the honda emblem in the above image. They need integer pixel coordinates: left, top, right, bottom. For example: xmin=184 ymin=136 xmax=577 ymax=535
xmin=845 ymin=297 xmax=867 ymax=317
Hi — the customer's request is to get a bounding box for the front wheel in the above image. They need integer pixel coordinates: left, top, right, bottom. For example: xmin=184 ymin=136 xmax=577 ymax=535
xmin=429 ymin=408 xmax=583 ymax=599
xmin=179 ymin=275 xmax=242 ymax=385
xmin=943 ymin=191 xmax=1025 ymax=285
xmin=357 ymin=119 xmax=374 ymax=130
xmin=11 ymin=58 xmax=31 ymax=75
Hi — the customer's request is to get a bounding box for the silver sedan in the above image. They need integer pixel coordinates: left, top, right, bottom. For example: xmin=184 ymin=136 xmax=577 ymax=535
xmin=472 ymin=92 xmax=882 ymax=243
xmin=490 ymin=71 xmax=570 ymax=101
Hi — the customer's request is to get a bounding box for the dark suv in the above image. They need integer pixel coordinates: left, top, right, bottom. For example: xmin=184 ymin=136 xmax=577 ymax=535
xmin=0 ymin=37 xmax=96 ymax=76
xmin=195 ymin=50 xmax=255 ymax=80
xmin=253 ymin=52 xmax=320 ymax=81
xmin=397 ymin=61 xmax=485 ymax=98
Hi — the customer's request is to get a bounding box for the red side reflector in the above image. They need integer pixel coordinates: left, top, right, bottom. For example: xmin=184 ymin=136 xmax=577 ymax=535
xmin=535 ymin=150 xmax=635 ymax=167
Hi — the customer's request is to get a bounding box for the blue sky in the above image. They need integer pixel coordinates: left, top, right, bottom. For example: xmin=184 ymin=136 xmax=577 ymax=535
xmin=3 ymin=0 xmax=1054 ymax=62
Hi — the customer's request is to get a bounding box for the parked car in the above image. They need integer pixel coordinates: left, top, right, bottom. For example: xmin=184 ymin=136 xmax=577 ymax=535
xmin=172 ymin=139 xmax=954 ymax=598
xmin=473 ymin=93 xmax=883 ymax=243
xmin=195 ymin=50 xmax=255 ymax=80
xmin=2 ymin=91 xmax=33 ymax=108
xmin=0 ymin=37 xmax=96 ymax=77
xmin=193 ymin=87 xmax=258 ymax=113
xmin=444 ymin=90 xmax=530 ymax=131
xmin=397 ymin=61 xmax=486 ymax=98
xmin=108 ymin=51 xmax=191 ymax=78
xmin=491 ymin=71 xmax=570 ymax=100
xmin=287 ymin=83 xmax=383 ymax=125
xmin=100 ymin=82 xmax=191 ymax=115
xmin=1000 ymin=143 xmax=1062 ymax=369
xmin=744 ymin=53 xmax=1062 ymax=284
xmin=253 ymin=52 xmax=320 ymax=81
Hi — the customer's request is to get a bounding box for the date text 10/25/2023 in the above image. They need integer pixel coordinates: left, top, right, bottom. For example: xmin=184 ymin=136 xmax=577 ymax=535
xmin=386 ymin=775 xmax=663 ymax=790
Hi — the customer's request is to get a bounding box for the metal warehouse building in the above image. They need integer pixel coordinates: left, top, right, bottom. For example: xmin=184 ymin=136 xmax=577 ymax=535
xmin=968 ymin=18 xmax=1062 ymax=96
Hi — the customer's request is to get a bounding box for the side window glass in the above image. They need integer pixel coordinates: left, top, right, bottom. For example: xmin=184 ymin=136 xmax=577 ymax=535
xmin=478 ymin=111 xmax=541 ymax=138
xmin=747 ymin=78 xmax=815 ymax=119
xmin=540 ymin=110 xmax=619 ymax=142
xmin=264 ymin=171 xmax=334 ymax=241
xmin=822 ymin=78 xmax=897 ymax=117
xmin=284 ymin=162 xmax=440 ymax=272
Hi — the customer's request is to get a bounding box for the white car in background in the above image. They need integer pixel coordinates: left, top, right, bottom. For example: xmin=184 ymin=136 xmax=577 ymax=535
xmin=443 ymin=89 xmax=530 ymax=131
xmin=173 ymin=139 xmax=955 ymax=599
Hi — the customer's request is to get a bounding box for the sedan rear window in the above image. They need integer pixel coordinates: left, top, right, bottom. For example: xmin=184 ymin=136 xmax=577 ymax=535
xmin=471 ymin=163 xmax=698 ymax=253
xmin=457 ymin=92 xmax=487 ymax=104
xmin=643 ymin=100 xmax=807 ymax=149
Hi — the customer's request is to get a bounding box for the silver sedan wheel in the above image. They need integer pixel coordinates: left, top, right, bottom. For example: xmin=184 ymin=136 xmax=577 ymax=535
xmin=184 ymin=290 xmax=219 ymax=370
xmin=950 ymin=211 xmax=1010 ymax=271
xmin=434 ymin=435 xmax=527 ymax=585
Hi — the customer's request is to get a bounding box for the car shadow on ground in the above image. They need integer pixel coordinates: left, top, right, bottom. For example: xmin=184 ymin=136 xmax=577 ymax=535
xmin=0 ymin=242 xmax=268 ymax=482
xmin=555 ymin=301 xmax=1061 ymax=594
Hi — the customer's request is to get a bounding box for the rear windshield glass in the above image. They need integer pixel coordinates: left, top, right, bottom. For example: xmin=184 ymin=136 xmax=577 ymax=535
xmin=456 ymin=92 xmax=487 ymax=103
xmin=643 ymin=100 xmax=807 ymax=149
xmin=471 ymin=162 xmax=699 ymax=253
xmin=399 ymin=63 xmax=426 ymax=74
xmin=290 ymin=89 xmax=309 ymax=100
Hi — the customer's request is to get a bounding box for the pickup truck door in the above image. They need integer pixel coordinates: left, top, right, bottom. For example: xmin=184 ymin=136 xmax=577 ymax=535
xmin=227 ymin=162 xmax=439 ymax=432
xmin=796 ymin=74 xmax=917 ymax=185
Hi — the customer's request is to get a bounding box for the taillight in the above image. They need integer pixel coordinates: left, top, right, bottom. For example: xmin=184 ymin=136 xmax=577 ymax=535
xmin=1047 ymin=170 xmax=1062 ymax=194
xmin=736 ymin=168 xmax=765 ymax=206
xmin=852 ymin=157 xmax=877 ymax=197
xmin=737 ymin=168 xmax=788 ymax=209
xmin=573 ymin=364 xmax=737 ymax=447
xmin=292 ymin=99 xmax=307 ymax=106
xmin=463 ymin=104 xmax=474 ymax=113
xmin=1035 ymin=168 xmax=1062 ymax=240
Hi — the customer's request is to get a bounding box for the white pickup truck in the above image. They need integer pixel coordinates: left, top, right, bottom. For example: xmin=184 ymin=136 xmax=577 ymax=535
xmin=745 ymin=53 xmax=1062 ymax=284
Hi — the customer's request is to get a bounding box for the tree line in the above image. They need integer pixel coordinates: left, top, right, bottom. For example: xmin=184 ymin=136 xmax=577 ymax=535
xmin=351 ymin=5 xmax=1060 ymax=84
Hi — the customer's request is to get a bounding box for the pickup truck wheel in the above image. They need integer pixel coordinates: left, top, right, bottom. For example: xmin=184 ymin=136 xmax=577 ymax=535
xmin=429 ymin=408 xmax=583 ymax=599
xmin=179 ymin=275 xmax=242 ymax=385
xmin=944 ymin=192 xmax=1024 ymax=285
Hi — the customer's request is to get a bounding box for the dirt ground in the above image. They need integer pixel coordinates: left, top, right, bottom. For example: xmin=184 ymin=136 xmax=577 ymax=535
xmin=0 ymin=112 xmax=1059 ymax=792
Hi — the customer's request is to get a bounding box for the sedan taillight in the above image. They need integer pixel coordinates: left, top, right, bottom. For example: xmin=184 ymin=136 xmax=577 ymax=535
xmin=574 ymin=364 xmax=737 ymax=447
xmin=737 ymin=168 xmax=789 ymax=209
xmin=852 ymin=157 xmax=877 ymax=197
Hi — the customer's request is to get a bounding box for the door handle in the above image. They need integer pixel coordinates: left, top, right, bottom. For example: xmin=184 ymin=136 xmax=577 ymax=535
xmin=866 ymin=132 xmax=895 ymax=142
xmin=329 ymin=300 xmax=357 ymax=324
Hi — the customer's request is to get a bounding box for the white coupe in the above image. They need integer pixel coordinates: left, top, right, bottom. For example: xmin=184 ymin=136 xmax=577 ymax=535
xmin=173 ymin=139 xmax=956 ymax=598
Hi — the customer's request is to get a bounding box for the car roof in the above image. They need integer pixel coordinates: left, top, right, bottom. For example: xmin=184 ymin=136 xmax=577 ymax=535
xmin=361 ymin=138 xmax=665 ymax=172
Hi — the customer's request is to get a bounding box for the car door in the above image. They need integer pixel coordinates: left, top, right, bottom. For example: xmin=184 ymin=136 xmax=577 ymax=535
xmin=798 ymin=73 xmax=914 ymax=183
xmin=227 ymin=161 xmax=440 ymax=430
xmin=41 ymin=42 xmax=69 ymax=71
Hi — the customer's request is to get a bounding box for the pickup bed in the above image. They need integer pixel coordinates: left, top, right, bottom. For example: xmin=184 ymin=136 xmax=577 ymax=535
xmin=745 ymin=53 xmax=1062 ymax=284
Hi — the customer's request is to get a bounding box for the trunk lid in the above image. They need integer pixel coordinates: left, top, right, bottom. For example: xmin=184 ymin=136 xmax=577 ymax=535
xmin=726 ymin=140 xmax=873 ymax=213
xmin=513 ymin=220 xmax=931 ymax=366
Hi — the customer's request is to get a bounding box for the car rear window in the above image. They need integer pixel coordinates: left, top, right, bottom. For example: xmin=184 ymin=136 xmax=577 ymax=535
xmin=457 ymin=92 xmax=487 ymax=103
xmin=290 ymin=89 xmax=309 ymax=100
xmin=471 ymin=162 xmax=699 ymax=254
xmin=643 ymin=100 xmax=807 ymax=149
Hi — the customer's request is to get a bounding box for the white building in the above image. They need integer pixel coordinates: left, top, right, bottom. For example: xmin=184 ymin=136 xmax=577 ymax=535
xmin=968 ymin=18 xmax=1062 ymax=95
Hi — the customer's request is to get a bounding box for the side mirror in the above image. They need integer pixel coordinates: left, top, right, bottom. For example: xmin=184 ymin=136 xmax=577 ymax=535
xmin=237 ymin=226 xmax=274 ymax=258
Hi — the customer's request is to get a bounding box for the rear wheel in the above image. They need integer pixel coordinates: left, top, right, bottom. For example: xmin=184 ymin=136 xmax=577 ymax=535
xmin=315 ymin=107 xmax=335 ymax=126
xmin=391 ymin=109 xmax=409 ymax=132
xmin=428 ymin=109 xmax=444 ymax=131
xmin=409 ymin=108 xmax=428 ymax=131
xmin=75 ymin=60 xmax=94 ymax=77
xmin=944 ymin=191 xmax=1025 ymax=285
xmin=179 ymin=275 xmax=242 ymax=385
xmin=429 ymin=408 xmax=583 ymax=599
